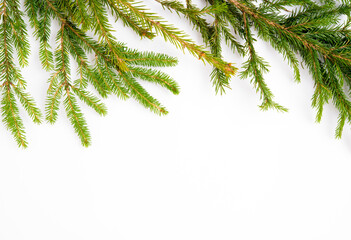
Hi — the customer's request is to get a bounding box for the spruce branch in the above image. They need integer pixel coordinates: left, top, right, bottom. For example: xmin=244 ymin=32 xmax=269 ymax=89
xmin=158 ymin=0 xmax=351 ymax=138
xmin=114 ymin=0 xmax=237 ymax=81
xmin=21 ymin=0 xmax=190 ymax=146
xmin=0 ymin=0 xmax=41 ymax=148
xmin=3 ymin=0 xmax=351 ymax=147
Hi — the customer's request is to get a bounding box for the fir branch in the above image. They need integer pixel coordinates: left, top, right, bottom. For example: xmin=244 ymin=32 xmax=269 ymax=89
xmin=129 ymin=66 xmax=180 ymax=94
xmin=3 ymin=0 xmax=351 ymax=147
xmin=115 ymin=0 xmax=237 ymax=85
xmin=28 ymin=0 xmax=184 ymax=145
xmin=0 ymin=0 xmax=42 ymax=147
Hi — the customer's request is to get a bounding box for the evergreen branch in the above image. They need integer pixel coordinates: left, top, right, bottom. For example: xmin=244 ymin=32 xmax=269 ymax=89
xmin=123 ymin=50 xmax=178 ymax=67
xmin=228 ymin=0 xmax=351 ymax=64
xmin=71 ymin=86 xmax=108 ymax=116
xmin=37 ymin=10 xmax=54 ymax=71
xmin=241 ymin=12 xmax=287 ymax=111
xmin=156 ymin=0 xmax=216 ymax=43
xmin=1 ymin=85 xmax=27 ymax=148
xmin=115 ymin=0 xmax=237 ymax=89
xmin=45 ymin=82 xmax=64 ymax=123
xmin=2 ymin=0 xmax=351 ymax=146
xmin=98 ymin=56 xmax=130 ymax=99
xmin=64 ymin=88 xmax=91 ymax=147
xmin=0 ymin=0 xmax=41 ymax=147
xmin=120 ymin=72 xmax=168 ymax=115
xmin=12 ymin=84 xmax=42 ymax=124
xmin=87 ymin=0 xmax=129 ymax=71
xmin=129 ymin=66 xmax=180 ymax=94
xmin=106 ymin=0 xmax=155 ymax=39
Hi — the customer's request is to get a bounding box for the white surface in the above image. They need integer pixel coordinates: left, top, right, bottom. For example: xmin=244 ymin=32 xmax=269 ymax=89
xmin=1 ymin=1 xmax=351 ymax=240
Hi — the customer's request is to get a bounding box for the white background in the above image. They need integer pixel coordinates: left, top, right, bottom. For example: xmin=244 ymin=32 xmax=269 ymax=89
xmin=1 ymin=1 xmax=351 ymax=239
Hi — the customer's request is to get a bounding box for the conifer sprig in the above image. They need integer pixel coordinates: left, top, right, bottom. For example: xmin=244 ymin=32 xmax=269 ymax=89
xmin=0 ymin=0 xmax=42 ymax=148
xmin=3 ymin=0 xmax=351 ymax=147
xmin=30 ymin=0 xmax=184 ymax=146
xmin=3 ymin=0 xmax=237 ymax=147
xmin=1 ymin=0 xmax=189 ymax=147
xmin=158 ymin=0 xmax=351 ymax=138
xmin=114 ymin=0 xmax=237 ymax=79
